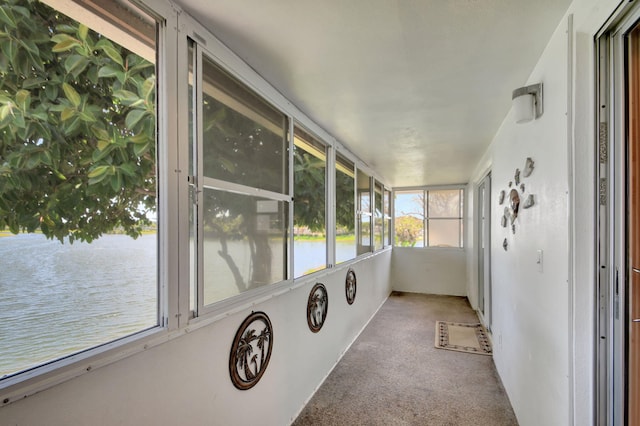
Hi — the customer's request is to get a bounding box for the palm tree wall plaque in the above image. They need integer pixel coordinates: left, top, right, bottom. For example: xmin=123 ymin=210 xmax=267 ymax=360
xmin=307 ymin=283 xmax=328 ymax=333
xmin=229 ymin=312 xmax=273 ymax=390
xmin=345 ymin=269 xmax=357 ymax=305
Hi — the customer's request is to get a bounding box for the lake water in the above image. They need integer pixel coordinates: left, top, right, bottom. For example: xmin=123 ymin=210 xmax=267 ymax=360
xmin=0 ymin=233 xmax=355 ymax=378
xmin=0 ymin=233 xmax=157 ymax=378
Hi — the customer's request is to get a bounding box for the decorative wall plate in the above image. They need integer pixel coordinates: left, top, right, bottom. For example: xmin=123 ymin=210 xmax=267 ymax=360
xmin=498 ymin=190 xmax=505 ymax=205
xmin=509 ymin=189 xmax=520 ymax=220
xmin=229 ymin=311 xmax=273 ymax=390
xmin=345 ymin=268 xmax=357 ymax=305
xmin=307 ymin=283 xmax=328 ymax=333
xmin=514 ymin=168 xmax=521 ymax=185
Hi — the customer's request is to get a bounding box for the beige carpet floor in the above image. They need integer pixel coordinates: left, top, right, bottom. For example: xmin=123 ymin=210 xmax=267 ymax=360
xmin=292 ymin=291 xmax=518 ymax=426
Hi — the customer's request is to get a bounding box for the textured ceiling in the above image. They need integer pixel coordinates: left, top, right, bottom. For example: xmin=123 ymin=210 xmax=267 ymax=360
xmin=175 ymin=0 xmax=572 ymax=187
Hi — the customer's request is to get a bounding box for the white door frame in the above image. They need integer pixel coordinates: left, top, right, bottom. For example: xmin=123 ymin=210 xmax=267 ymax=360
xmin=596 ymin=4 xmax=640 ymax=424
xmin=476 ymin=171 xmax=492 ymax=330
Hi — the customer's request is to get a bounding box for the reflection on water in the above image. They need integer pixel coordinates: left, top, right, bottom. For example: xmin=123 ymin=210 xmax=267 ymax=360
xmin=0 ymin=233 xmax=157 ymax=378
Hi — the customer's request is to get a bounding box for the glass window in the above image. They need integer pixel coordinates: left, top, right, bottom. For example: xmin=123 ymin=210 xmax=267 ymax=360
xmin=335 ymin=153 xmax=356 ymax=263
xmin=393 ymin=188 xmax=464 ymax=248
xmin=202 ymin=190 xmax=287 ymax=304
xmin=394 ymin=190 xmax=425 ymax=247
xmin=293 ymin=126 xmax=326 ymax=277
xmin=0 ymin=0 xmax=158 ymax=378
xmin=201 ymin=57 xmax=288 ymax=194
xmin=427 ymin=189 xmax=463 ymax=247
xmin=188 ymin=41 xmax=196 ymax=314
xmin=194 ymin=50 xmax=289 ymax=308
xmin=357 ymin=170 xmax=372 ymax=255
xmin=384 ymin=189 xmax=392 ymax=247
xmin=374 ymin=182 xmax=383 ymax=250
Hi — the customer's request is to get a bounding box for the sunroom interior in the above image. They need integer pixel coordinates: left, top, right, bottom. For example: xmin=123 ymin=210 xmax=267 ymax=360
xmin=0 ymin=0 xmax=634 ymax=424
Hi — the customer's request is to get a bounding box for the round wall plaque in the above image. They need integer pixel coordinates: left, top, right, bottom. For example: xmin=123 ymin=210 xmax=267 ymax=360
xmin=345 ymin=268 xmax=357 ymax=305
xmin=229 ymin=311 xmax=273 ymax=390
xmin=307 ymin=283 xmax=328 ymax=333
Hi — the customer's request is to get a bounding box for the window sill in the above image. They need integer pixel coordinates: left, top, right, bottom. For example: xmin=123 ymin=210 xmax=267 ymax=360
xmin=392 ymin=246 xmax=465 ymax=251
xmin=0 ymin=325 xmax=169 ymax=407
xmin=0 ymin=248 xmax=395 ymax=408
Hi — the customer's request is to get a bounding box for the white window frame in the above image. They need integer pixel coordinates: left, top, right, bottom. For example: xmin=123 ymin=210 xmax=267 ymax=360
xmin=293 ymin=123 xmax=330 ymax=278
xmin=392 ymin=185 xmax=466 ymax=249
xmin=190 ymin=42 xmax=292 ymax=317
xmin=383 ymin=187 xmax=392 ymax=247
xmin=334 ymin=148 xmax=358 ymax=264
xmin=0 ymin=0 xmax=180 ymax=405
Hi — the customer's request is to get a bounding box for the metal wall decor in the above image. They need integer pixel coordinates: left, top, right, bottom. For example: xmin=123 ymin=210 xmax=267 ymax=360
xmin=345 ymin=268 xmax=357 ymax=305
xmin=501 ymin=206 xmax=509 ymax=228
xmin=509 ymin=189 xmax=520 ymax=221
xmin=498 ymin=157 xmax=537 ymax=251
xmin=307 ymin=283 xmax=328 ymax=333
xmin=229 ymin=311 xmax=273 ymax=390
xmin=523 ymin=157 xmax=535 ymax=177
xmin=523 ymin=194 xmax=535 ymax=209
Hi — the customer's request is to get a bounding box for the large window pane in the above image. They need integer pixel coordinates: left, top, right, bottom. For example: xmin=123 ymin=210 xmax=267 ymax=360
xmin=196 ymin=50 xmax=289 ymax=309
xmin=201 ymin=56 xmax=288 ymax=193
xmin=293 ymin=127 xmax=326 ymax=277
xmin=357 ymin=170 xmax=372 ymax=255
xmin=394 ymin=190 xmax=425 ymax=247
xmin=393 ymin=188 xmax=464 ymax=248
xmin=428 ymin=189 xmax=461 ymax=218
xmin=374 ymin=182 xmax=383 ymax=250
xmin=336 ymin=153 xmax=356 ymax=263
xmin=202 ymin=189 xmax=287 ymax=305
xmin=384 ymin=189 xmax=392 ymax=247
xmin=428 ymin=219 xmax=461 ymax=247
xmin=0 ymin=0 xmax=157 ymax=378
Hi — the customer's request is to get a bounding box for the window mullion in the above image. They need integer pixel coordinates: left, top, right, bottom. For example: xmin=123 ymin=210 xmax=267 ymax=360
xmin=424 ymin=190 xmax=429 ymax=247
xmin=288 ymin=117 xmax=295 ymax=281
xmin=327 ymin=146 xmax=336 ymax=267
xmin=194 ymin=44 xmax=205 ymax=317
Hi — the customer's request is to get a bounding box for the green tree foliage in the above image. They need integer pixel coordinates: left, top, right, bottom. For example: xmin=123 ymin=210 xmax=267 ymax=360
xmin=394 ymin=215 xmax=423 ymax=247
xmin=0 ymin=0 xmax=155 ymax=243
xmin=335 ymin=170 xmax=355 ymax=233
xmin=293 ymin=147 xmax=325 ymax=232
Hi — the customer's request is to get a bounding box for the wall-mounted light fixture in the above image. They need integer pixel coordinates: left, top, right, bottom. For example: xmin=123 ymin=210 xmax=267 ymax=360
xmin=512 ymin=83 xmax=543 ymax=123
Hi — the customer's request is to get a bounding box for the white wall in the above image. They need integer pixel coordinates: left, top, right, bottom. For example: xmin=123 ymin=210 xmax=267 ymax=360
xmin=466 ymin=0 xmax=622 ymax=425
xmin=391 ymin=248 xmax=466 ymax=296
xmin=0 ymin=251 xmax=392 ymax=426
